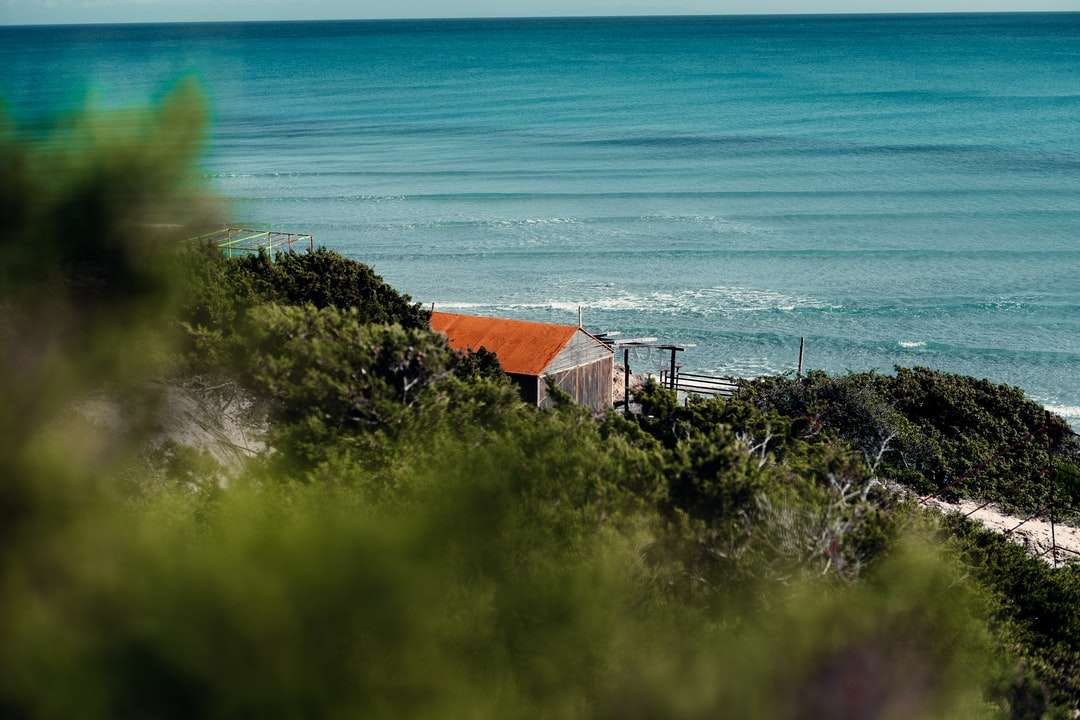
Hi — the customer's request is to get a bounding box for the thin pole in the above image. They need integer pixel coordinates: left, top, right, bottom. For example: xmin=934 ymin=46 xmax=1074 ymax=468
xmin=430 ymin=302 xmax=435 ymax=314
xmin=623 ymin=348 xmax=630 ymax=415
xmin=669 ymin=348 xmax=677 ymax=391
xmin=797 ymin=337 xmax=805 ymax=378
xmin=578 ymin=306 xmax=583 ymax=328
xmin=1050 ymin=506 xmax=1058 ymax=568
xmin=1049 ymin=470 xmax=1058 ymax=568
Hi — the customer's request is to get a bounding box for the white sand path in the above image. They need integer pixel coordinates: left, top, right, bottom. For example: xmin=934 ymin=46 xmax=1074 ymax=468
xmin=925 ymin=497 xmax=1080 ymax=566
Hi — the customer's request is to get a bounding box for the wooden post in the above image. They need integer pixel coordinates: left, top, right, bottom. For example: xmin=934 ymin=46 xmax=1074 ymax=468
xmin=669 ymin=347 xmax=677 ymax=391
xmin=623 ymin=348 xmax=631 ymax=415
xmin=430 ymin=302 xmax=435 ymax=314
xmin=1050 ymin=507 xmax=1058 ymax=568
xmin=1050 ymin=472 xmax=1058 ymax=568
xmin=797 ymin=337 xmax=805 ymax=378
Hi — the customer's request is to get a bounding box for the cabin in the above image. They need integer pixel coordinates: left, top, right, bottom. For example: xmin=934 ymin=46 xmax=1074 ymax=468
xmin=430 ymin=311 xmax=613 ymax=412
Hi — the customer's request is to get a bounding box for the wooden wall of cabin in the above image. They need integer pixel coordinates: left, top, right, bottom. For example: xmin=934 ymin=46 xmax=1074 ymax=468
xmin=537 ymin=356 xmax=613 ymax=412
xmin=544 ymin=330 xmax=612 ymax=374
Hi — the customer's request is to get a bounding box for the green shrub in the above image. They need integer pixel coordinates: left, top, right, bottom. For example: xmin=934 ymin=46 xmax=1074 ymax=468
xmin=239 ymin=303 xmax=460 ymax=463
xmin=231 ymin=248 xmax=429 ymax=327
xmin=742 ymin=368 xmax=1079 ymax=517
xmin=1053 ymin=460 xmax=1080 ymax=509
xmin=451 ymin=345 xmax=503 ymax=381
xmin=177 ymin=246 xmax=430 ymax=372
xmin=944 ymin=514 xmax=1080 ymax=715
xmin=610 ymin=380 xmax=910 ymax=591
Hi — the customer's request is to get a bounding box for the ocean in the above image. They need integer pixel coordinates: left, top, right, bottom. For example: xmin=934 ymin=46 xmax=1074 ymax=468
xmin=3 ymin=13 xmax=1080 ymax=423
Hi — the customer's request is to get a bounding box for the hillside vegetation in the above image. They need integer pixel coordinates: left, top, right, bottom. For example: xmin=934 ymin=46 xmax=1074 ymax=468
xmin=742 ymin=370 xmax=1080 ymax=518
xmin=2 ymin=87 xmax=1078 ymax=719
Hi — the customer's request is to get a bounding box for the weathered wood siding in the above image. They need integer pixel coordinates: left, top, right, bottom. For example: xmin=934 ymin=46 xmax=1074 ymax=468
xmin=537 ymin=356 xmax=613 ymax=412
xmin=535 ymin=329 xmax=613 ymax=412
xmin=543 ymin=329 xmax=612 ymax=374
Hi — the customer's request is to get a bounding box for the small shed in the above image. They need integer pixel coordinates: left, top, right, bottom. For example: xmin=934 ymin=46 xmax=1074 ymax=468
xmin=430 ymin=311 xmax=613 ymax=412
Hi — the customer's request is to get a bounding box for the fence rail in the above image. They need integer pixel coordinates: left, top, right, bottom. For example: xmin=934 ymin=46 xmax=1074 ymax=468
xmin=659 ymin=368 xmax=740 ymax=397
xmin=192 ymin=226 xmax=314 ymax=256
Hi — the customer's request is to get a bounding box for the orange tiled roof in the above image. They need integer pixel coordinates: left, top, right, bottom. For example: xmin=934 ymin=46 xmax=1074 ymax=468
xmin=431 ymin=311 xmax=578 ymax=376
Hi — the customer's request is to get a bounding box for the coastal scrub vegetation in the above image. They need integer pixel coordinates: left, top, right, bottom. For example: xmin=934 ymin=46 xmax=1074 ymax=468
xmin=741 ymin=370 xmax=1080 ymax=518
xmin=2 ymin=90 xmax=1079 ymax=719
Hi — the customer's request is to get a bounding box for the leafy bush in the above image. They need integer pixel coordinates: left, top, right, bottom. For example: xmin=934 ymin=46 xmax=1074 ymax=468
xmin=742 ymin=368 xmax=1079 ymax=517
xmin=1053 ymin=460 xmax=1080 ymax=509
xmin=241 ymin=302 xmax=466 ymax=464
xmin=450 ymin=344 xmax=503 ymax=381
xmin=944 ymin=514 xmax=1080 ymax=714
xmin=607 ymin=380 xmax=910 ymax=591
xmin=230 ymin=248 xmax=429 ymax=327
xmin=177 ymin=246 xmax=429 ymax=371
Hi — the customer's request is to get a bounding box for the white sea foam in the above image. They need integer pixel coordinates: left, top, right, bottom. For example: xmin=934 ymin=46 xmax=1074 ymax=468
xmin=489 ymin=217 xmax=578 ymax=226
xmin=569 ymin=287 xmax=833 ymax=315
xmin=430 ymin=301 xmax=489 ymax=310
xmin=351 ymin=193 xmax=406 ymax=202
xmin=899 ymin=340 xmax=927 ymax=349
xmin=717 ymin=359 xmax=782 ymax=377
xmin=638 ymin=213 xmax=765 ymax=235
xmin=433 ymin=286 xmax=835 ymax=317
xmin=1044 ymin=404 xmax=1080 ymax=420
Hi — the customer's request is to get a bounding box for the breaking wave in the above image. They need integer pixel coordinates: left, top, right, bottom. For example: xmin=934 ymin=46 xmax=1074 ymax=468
xmin=434 ymin=286 xmax=837 ymax=316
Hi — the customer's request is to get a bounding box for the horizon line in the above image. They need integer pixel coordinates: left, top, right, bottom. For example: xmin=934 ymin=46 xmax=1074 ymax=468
xmin=4 ymin=9 xmax=1080 ymax=29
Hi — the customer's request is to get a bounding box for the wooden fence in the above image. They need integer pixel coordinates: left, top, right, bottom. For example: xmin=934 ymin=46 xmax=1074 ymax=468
xmin=191 ymin=226 xmax=314 ymax=257
xmin=659 ymin=368 xmax=739 ymax=397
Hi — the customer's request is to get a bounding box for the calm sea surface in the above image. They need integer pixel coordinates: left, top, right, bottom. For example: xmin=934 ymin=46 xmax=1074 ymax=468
xmin=3 ymin=14 xmax=1080 ymax=422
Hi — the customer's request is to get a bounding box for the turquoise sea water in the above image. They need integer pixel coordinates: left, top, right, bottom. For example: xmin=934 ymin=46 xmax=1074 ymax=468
xmin=3 ymin=14 xmax=1080 ymax=422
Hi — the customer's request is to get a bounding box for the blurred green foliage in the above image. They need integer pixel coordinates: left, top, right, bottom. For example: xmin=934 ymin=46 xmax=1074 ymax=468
xmin=1 ymin=87 xmax=1077 ymax=719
